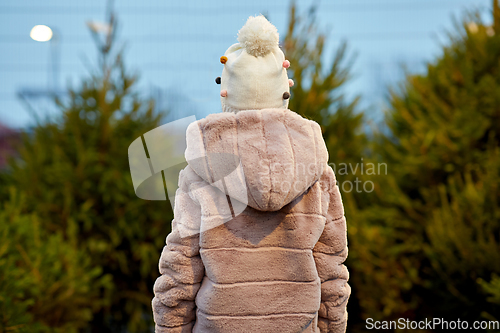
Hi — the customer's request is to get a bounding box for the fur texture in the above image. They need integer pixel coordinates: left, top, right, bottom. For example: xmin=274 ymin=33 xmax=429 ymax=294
xmin=152 ymin=109 xmax=350 ymax=333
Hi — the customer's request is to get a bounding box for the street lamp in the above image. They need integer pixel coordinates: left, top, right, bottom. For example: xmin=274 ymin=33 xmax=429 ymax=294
xmin=30 ymin=25 xmax=53 ymax=42
xmin=29 ymin=24 xmax=60 ymax=93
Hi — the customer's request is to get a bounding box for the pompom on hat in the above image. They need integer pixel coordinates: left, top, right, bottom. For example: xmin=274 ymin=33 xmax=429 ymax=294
xmin=219 ymin=15 xmax=291 ymax=113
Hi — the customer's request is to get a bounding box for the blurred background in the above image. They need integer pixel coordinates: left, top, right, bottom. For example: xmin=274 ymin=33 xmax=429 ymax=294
xmin=0 ymin=0 xmax=499 ymax=332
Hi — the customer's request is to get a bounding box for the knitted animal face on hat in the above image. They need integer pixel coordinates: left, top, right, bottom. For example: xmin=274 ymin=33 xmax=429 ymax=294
xmin=216 ymin=15 xmax=293 ymax=113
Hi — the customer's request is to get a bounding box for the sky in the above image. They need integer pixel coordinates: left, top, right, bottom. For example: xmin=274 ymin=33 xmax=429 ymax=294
xmin=0 ymin=0 xmax=492 ymax=129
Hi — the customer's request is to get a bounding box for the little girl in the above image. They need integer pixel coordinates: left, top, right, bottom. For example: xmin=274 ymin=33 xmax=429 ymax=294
xmin=152 ymin=15 xmax=350 ymax=333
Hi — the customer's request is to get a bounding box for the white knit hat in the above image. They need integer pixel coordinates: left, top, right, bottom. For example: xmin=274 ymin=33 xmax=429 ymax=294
xmin=217 ymin=15 xmax=293 ymax=113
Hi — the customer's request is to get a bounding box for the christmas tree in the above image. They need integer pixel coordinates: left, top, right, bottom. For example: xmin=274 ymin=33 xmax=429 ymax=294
xmin=350 ymin=0 xmax=500 ymax=324
xmin=0 ymin=13 xmax=172 ymax=332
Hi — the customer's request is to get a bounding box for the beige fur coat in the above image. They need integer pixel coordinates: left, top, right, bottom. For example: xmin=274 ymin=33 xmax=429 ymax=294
xmin=152 ymin=108 xmax=350 ymax=333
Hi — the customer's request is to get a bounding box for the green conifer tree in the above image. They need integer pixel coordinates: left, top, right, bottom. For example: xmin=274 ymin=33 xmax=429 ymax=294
xmin=1 ymin=14 xmax=172 ymax=332
xmin=350 ymin=0 xmax=500 ymax=324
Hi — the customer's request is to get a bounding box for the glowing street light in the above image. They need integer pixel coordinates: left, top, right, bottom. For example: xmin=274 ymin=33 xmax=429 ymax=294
xmin=17 ymin=24 xmax=63 ymax=116
xmin=28 ymin=25 xmax=60 ymax=91
xmin=30 ymin=25 xmax=53 ymax=42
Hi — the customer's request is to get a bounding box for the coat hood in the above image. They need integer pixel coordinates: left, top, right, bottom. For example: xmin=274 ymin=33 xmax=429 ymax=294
xmin=185 ymin=108 xmax=328 ymax=212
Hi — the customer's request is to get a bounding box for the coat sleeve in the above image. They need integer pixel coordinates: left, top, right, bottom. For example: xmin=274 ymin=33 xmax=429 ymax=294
xmin=313 ymin=166 xmax=351 ymax=333
xmin=152 ymin=168 xmax=205 ymax=333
